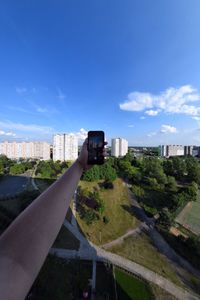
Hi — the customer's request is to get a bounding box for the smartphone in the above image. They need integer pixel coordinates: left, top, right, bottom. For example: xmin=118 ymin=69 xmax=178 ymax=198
xmin=87 ymin=131 xmax=105 ymax=165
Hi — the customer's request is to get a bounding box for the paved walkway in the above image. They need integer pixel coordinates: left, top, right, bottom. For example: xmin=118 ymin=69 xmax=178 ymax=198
xmin=130 ymin=194 xmax=200 ymax=279
xmin=50 ymin=246 xmax=199 ymax=300
xmin=102 ymin=223 xmax=143 ymax=249
xmin=31 ymin=162 xmax=39 ymax=191
xmin=61 ymin=219 xmax=200 ymax=300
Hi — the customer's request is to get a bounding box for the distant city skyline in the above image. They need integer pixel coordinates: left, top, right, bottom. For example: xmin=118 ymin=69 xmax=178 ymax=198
xmin=1 ymin=1 xmax=200 ymax=146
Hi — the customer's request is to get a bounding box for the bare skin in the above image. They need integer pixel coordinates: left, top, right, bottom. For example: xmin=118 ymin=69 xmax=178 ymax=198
xmin=0 ymin=138 xmax=106 ymax=300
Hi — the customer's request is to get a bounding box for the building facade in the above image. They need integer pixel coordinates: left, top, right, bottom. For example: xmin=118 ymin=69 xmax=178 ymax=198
xmin=111 ymin=138 xmax=128 ymax=157
xmin=0 ymin=141 xmax=50 ymax=160
xmin=53 ymin=134 xmax=78 ymax=161
xmin=160 ymin=145 xmax=197 ymax=157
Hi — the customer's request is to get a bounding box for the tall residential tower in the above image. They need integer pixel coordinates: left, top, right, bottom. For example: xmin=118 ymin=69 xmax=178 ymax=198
xmin=53 ymin=134 xmax=78 ymax=161
xmin=111 ymin=138 xmax=128 ymax=157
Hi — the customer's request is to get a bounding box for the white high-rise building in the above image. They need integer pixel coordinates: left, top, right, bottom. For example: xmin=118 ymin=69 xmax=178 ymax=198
xmin=53 ymin=134 xmax=78 ymax=161
xmin=0 ymin=141 xmax=50 ymax=160
xmin=160 ymin=145 xmax=188 ymax=157
xmin=53 ymin=134 xmax=65 ymax=161
xmin=111 ymin=138 xmax=128 ymax=157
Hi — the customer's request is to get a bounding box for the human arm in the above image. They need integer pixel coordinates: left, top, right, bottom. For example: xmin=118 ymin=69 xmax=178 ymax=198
xmin=0 ymin=139 xmax=91 ymax=300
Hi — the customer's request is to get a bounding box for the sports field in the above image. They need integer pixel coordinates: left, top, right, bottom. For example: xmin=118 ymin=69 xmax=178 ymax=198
xmin=175 ymin=191 xmax=200 ymax=235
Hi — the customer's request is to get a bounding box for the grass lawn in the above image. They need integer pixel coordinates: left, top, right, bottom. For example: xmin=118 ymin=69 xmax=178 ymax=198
xmin=176 ymin=191 xmax=200 ymax=235
xmin=28 ymin=255 xmax=92 ymax=300
xmin=114 ymin=267 xmax=153 ymax=300
xmin=77 ymin=178 xmax=140 ymax=245
xmin=110 ymin=233 xmax=183 ymax=288
xmin=96 ymin=262 xmax=116 ymax=299
xmin=0 ymin=197 xmax=22 ymax=216
xmin=53 ymin=225 xmax=80 ymax=250
xmin=34 ymin=178 xmax=55 ymax=192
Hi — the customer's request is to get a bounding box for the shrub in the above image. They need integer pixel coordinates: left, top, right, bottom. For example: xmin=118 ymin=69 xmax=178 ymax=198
xmin=131 ymin=185 xmax=145 ymax=198
xmin=103 ymin=216 xmax=109 ymax=224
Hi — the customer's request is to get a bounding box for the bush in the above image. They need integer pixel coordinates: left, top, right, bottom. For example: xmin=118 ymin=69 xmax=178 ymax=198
xmin=102 ymin=180 xmax=114 ymax=189
xmin=83 ymin=210 xmax=99 ymax=225
xmin=131 ymin=185 xmax=145 ymax=199
xmin=103 ymin=216 xmax=109 ymax=224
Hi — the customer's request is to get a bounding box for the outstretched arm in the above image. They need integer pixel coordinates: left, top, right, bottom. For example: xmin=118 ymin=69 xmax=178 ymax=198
xmin=0 ymin=139 xmax=90 ymax=300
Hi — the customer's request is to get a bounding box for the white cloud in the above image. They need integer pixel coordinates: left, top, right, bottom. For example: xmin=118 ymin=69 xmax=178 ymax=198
xmin=70 ymin=128 xmax=88 ymax=140
xmin=120 ymin=92 xmax=153 ymax=111
xmin=16 ymin=87 xmax=27 ymax=94
xmin=0 ymin=130 xmax=16 ymax=137
xmin=140 ymin=116 xmax=145 ymax=120
xmin=128 ymin=124 xmax=134 ymax=127
xmin=119 ymin=85 xmax=200 ymax=117
xmin=160 ymin=125 xmax=178 ymax=134
xmin=0 ymin=120 xmax=54 ymax=134
xmin=147 ymin=124 xmax=177 ymax=138
xmin=145 ymin=110 xmax=159 ymax=116
xmin=192 ymin=116 xmax=200 ymax=121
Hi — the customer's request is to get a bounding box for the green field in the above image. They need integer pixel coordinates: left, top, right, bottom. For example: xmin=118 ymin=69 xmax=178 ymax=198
xmin=77 ymin=178 xmax=140 ymax=245
xmin=114 ymin=267 xmax=153 ymax=300
xmin=176 ymin=191 xmax=200 ymax=235
xmin=110 ymin=233 xmax=183 ymax=287
xmin=29 ymin=255 xmax=92 ymax=299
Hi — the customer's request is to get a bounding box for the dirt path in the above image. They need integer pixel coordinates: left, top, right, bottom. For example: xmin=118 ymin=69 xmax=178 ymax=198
xmin=102 ymin=223 xmax=144 ymax=249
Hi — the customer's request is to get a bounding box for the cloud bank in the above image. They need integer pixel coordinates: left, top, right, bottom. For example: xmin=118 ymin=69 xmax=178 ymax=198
xmin=120 ymin=85 xmax=200 ymax=117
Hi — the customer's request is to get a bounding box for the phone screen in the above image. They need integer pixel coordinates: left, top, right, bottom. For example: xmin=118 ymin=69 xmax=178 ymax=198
xmin=88 ymin=131 xmax=104 ymax=165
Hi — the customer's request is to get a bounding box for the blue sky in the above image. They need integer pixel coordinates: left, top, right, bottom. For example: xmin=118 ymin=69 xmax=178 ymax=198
xmin=1 ymin=0 xmax=200 ymax=146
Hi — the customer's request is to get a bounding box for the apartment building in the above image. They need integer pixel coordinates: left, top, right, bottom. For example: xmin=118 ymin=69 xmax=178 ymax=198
xmin=111 ymin=138 xmax=128 ymax=157
xmin=53 ymin=133 xmax=78 ymax=161
xmin=0 ymin=141 xmax=50 ymax=160
xmin=160 ymin=145 xmax=198 ymax=157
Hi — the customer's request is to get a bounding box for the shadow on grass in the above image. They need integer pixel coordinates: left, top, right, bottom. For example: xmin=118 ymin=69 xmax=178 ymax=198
xmin=121 ymin=204 xmax=150 ymax=224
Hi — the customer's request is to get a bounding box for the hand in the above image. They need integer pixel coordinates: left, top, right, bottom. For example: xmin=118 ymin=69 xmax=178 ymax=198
xmin=77 ymin=138 xmax=107 ymax=171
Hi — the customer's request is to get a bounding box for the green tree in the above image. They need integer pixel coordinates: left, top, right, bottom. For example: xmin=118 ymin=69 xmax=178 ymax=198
xmin=83 ymin=210 xmax=99 ymax=225
xmin=142 ymin=157 xmax=167 ymax=185
xmin=185 ymin=181 xmax=198 ymax=201
xmin=186 ymin=157 xmax=200 ymax=184
xmin=10 ymin=163 xmax=25 ymax=175
xmin=118 ymin=159 xmax=138 ymax=181
xmin=131 ymin=185 xmax=145 ymax=198
xmin=147 ymin=177 xmax=160 ymax=190
xmin=165 ymin=176 xmax=177 ymax=192
xmin=173 ymin=192 xmax=188 ymax=207
xmin=99 ymin=163 xmax=117 ymax=181
xmin=0 ymin=161 xmax=4 ymax=175
xmin=163 ymin=159 xmax=174 ymax=176
xmin=171 ymin=157 xmax=186 ymax=180
xmin=159 ymin=208 xmax=173 ymax=228
xmin=82 ymin=165 xmax=100 ymax=181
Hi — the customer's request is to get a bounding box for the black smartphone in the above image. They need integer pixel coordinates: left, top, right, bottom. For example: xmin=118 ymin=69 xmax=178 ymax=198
xmin=87 ymin=131 xmax=105 ymax=165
